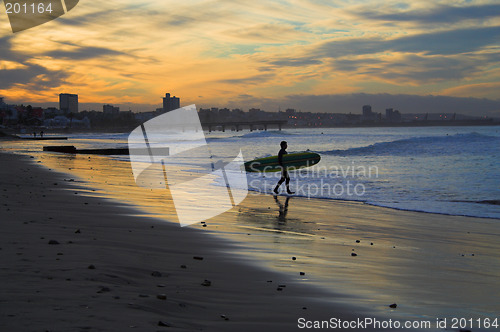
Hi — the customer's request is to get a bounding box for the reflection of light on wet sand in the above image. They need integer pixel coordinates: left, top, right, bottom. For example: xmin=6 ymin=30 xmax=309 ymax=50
xmin=235 ymin=196 xmax=500 ymax=318
xmin=36 ymin=152 xmax=180 ymax=223
xmin=33 ymin=149 xmax=500 ymax=321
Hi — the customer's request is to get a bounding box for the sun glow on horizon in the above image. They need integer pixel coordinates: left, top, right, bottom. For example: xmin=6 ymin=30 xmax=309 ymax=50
xmin=1 ymin=0 xmax=499 ymax=114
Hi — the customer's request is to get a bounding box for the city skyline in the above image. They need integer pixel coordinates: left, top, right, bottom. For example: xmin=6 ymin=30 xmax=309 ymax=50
xmin=1 ymin=1 xmax=499 ymax=116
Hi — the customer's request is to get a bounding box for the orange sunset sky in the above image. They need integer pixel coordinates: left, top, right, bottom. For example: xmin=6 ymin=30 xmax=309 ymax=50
xmin=1 ymin=0 xmax=499 ymax=115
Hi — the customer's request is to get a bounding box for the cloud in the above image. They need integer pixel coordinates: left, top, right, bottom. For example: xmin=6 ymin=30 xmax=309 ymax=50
xmin=202 ymin=92 xmax=500 ymax=117
xmin=45 ymin=45 xmax=126 ymax=60
xmin=277 ymin=93 xmax=500 ymax=116
xmin=314 ymin=26 xmax=500 ymax=57
xmin=268 ymin=57 xmax=323 ymax=67
xmin=1 ymin=0 xmax=499 ymax=107
xmin=218 ymin=73 xmax=275 ymax=85
xmin=357 ymin=4 xmax=500 ymax=25
xmin=331 ymin=54 xmax=485 ymax=84
xmin=224 ymin=23 xmax=306 ymax=43
xmin=0 ymin=63 xmax=69 ymax=90
xmin=441 ymin=82 xmax=500 ymax=99
xmin=0 ymin=35 xmax=27 ymax=62
xmin=0 ymin=35 xmax=70 ymax=91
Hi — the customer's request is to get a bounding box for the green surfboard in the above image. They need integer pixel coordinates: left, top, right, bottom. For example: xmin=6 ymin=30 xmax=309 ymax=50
xmin=244 ymin=152 xmax=321 ymax=172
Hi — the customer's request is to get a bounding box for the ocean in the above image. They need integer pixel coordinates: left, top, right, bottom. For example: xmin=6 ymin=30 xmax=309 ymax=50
xmin=235 ymin=126 xmax=500 ymax=219
xmin=5 ymin=125 xmax=500 ymax=219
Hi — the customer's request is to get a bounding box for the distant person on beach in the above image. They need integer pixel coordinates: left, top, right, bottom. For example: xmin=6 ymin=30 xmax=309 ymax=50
xmin=274 ymin=141 xmax=294 ymax=195
xmin=40 ymin=131 xmax=44 ymax=138
xmin=33 ymin=132 xmax=36 ymax=137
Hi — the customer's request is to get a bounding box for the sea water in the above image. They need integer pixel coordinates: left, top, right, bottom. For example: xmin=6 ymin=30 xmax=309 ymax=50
xmin=229 ymin=126 xmax=500 ymax=219
xmin=7 ymin=125 xmax=499 ymax=219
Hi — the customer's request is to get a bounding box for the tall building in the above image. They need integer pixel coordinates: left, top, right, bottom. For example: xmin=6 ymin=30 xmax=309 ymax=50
xmin=162 ymin=93 xmax=180 ymax=113
xmin=362 ymin=105 xmax=372 ymax=117
xmin=362 ymin=105 xmax=380 ymax=122
xmin=59 ymin=93 xmax=78 ymax=113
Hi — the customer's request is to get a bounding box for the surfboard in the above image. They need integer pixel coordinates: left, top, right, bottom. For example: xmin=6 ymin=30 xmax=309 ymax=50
xmin=244 ymin=152 xmax=321 ymax=172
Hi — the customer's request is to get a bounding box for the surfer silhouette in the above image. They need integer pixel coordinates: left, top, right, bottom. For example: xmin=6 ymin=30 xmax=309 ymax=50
xmin=274 ymin=141 xmax=294 ymax=195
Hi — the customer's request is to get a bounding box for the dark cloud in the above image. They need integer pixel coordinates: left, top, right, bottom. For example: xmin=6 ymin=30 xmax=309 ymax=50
xmin=164 ymin=15 xmax=196 ymax=27
xmin=331 ymin=54 xmax=481 ymax=83
xmin=218 ymin=73 xmax=275 ymax=85
xmin=268 ymin=58 xmax=322 ymax=67
xmin=315 ymin=26 xmax=500 ymax=57
xmin=0 ymin=35 xmax=69 ymax=90
xmin=45 ymin=46 xmax=125 ymax=60
xmin=390 ymin=26 xmax=500 ymax=55
xmin=0 ymin=35 xmax=27 ymax=62
xmin=55 ymin=9 xmax=115 ymax=27
xmin=256 ymin=26 xmax=499 ymax=86
xmin=278 ymin=93 xmax=500 ymax=116
xmin=0 ymin=63 xmax=69 ymax=90
xmin=330 ymin=58 xmax=383 ymax=72
xmin=358 ymin=4 xmax=500 ymax=24
xmin=220 ymin=93 xmax=500 ymax=117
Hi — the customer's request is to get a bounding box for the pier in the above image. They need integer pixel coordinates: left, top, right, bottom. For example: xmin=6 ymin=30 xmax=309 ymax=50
xmin=202 ymin=120 xmax=287 ymax=133
xmin=43 ymin=146 xmax=169 ymax=156
xmin=16 ymin=136 xmax=68 ymax=140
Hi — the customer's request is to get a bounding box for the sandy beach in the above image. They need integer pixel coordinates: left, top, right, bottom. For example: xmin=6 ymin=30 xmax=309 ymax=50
xmin=1 ymin=149 xmax=499 ymax=331
xmin=1 ymin=151 xmax=377 ymax=331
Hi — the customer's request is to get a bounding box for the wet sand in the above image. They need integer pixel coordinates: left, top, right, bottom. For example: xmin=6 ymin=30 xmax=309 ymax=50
xmin=0 ymin=152 xmax=377 ymax=331
xmin=1 ymin=150 xmax=499 ymax=331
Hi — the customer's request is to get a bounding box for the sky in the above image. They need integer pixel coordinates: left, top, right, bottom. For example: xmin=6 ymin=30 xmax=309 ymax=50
xmin=1 ymin=0 xmax=500 ymax=115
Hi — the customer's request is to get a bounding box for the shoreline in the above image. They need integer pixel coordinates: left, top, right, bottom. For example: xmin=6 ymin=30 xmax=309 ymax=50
xmin=2 ymin=120 xmax=500 ymax=137
xmin=0 ymin=151 xmax=384 ymax=331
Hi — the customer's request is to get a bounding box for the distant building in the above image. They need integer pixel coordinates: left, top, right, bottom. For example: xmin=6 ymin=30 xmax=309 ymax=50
xmin=219 ymin=108 xmax=230 ymax=118
xmin=362 ymin=105 xmax=381 ymax=122
xmin=249 ymin=108 xmax=266 ymax=120
xmin=385 ymin=108 xmax=402 ymax=122
xmin=103 ymin=104 xmax=120 ymax=115
xmin=135 ymin=111 xmax=157 ymax=123
xmin=362 ymin=105 xmax=372 ymax=117
xmin=231 ymin=108 xmax=245 ymax=120
xmin=59 ymin=93 xmax=78 ymax=113
xmin=162 ymin=93 xmax=180 ymax=113
xmin=0 ymin=97 xmax=6 ymax=112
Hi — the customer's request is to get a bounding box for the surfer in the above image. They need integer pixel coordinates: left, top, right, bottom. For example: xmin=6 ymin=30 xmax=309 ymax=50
xmin=274 ymin=141 xmax=294 ymax=195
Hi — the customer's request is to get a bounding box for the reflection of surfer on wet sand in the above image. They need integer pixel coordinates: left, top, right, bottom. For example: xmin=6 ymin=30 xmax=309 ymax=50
xmin=274 ymin=195 xmax=291 ymax=222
